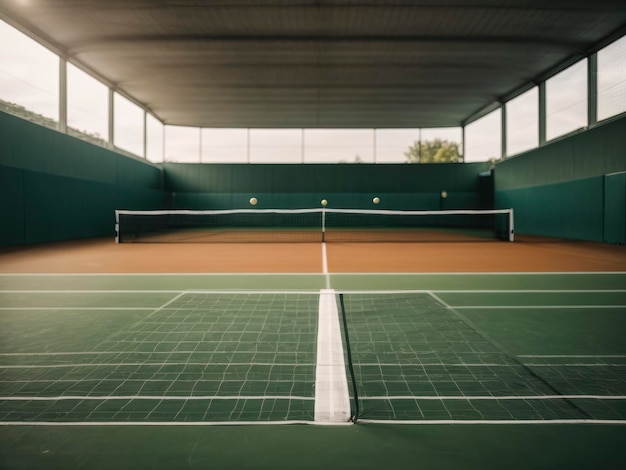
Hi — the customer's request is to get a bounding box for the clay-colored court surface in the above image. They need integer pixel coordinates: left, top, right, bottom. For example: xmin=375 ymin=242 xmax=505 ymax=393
xmin=0 ymin=235 xmax=624 ymax=273
xmin=0 ymin=237 xmax=625 ymax=469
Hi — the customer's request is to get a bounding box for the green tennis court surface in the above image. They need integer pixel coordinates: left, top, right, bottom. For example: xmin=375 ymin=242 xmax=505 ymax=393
xmin=1 ymin=272 xmax=625 ymax=468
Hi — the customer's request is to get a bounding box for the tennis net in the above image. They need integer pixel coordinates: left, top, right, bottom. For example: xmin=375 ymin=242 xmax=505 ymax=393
xmin=115 ymin=208 xmax=514 ymax=243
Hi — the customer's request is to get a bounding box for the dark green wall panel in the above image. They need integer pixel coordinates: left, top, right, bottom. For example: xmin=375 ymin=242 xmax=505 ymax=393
xmin=495 ymin=117 xmax=626 ymax=191
xmin=496 ymin=177 xmax=604 ymax=242
xmin=0 ymin=111 xmax=162 ymax=189
xmin=20 ymin=170 xmax=167 ymax=244
xmin=494 ymin=116 xmax=625 ymax=241
xmin=604 ymin=172 xmax=626 ymax=244
xmin=169 ymin=191 xmax=479 ymax=211
xmin=163 ymin=162 xmax=491 ymax=194
xmin=0 ymin=166 xmax=25 ymax=245
xmin=1 ymin=111 xmax=167 ymax=246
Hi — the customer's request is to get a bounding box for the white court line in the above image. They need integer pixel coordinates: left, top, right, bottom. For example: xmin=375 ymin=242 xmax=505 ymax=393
xmin=1 ymin=288 xmax=623 ymax=295
xmin=0 ymin=289 xmax=321 ymax=295
xmin=9 ymin=352 xmax=619 ymax=359
xmin=182 ymin=289 xmax=320 ymax=295
xmin=0 ymin=395 xmax=314 ymax=401
xmin=0 ymin=419 xmax=623 ymax=426
xmin=329 ymin=289 xmax=626 ymax=294
xmin=451 ymin=305 xmax=626 ymax=309
xmin=315 ymin=289 xmax=351 ymax=424
xmin=0 ymin=350 xmax=314 ymax=356
xmin=518 ymin=355 xmax=626 ymax=358
xmin=327 ymin=272 xmax=626 ymax=276
xmin=360 ymin=395 xmax=626 ymax=400
xmin=0 ymin=362 xmax=314 ymax=369
xmin=0 ymin=273 xmax=328 ymax=276
xmin=0 ymin=290 xmax=184 ymax=293
xmin=0 ymin=308 xmax=157 ymax=311
xmin=0 ymin=420 xmax=351 ymax=427
xmin=356 ymin=419 xmax=626 ymax=425
xmin=352 ymin=362 xmax=626 ymax=367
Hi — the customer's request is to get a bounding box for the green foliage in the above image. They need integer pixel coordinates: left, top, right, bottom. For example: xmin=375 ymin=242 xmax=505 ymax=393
xmin=404 ymin=138 xmax=462 ymax=163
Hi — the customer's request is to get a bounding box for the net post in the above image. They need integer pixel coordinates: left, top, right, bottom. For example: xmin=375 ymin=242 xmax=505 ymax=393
xmin=508 ymin=209 xmax=515 ymax=242
xmin=114 ymin=210 xmax=120 ymax=243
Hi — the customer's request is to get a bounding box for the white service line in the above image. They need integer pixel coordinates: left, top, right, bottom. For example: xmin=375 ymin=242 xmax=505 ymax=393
xmin=0 ymin=420 xmax=349 ymax=427
xmin=356 ymin=419 xmax=626 ymax=425
xmin=0 ymin=395 xmax=314 ymax=401
xmin=360 ymin=395 xmax=626 ymax=400
xmin=451 ymin=305 xmax=626 ymax=309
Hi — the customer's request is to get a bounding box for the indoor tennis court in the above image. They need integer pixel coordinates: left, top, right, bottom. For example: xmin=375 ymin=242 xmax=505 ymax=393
xmin=1 ymin=241 xmax=625 ymax=468
xmin=2 ymin=2 xmax=626 ymax=469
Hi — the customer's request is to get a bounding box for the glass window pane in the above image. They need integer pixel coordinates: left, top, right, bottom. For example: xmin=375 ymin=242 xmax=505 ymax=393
xmin=250 ymin=129 xmax=302 ymax=163
xmin=165 ymin=126 xmax=200 ymax=162
xmin=0 ymin=19 xmax=58 ymax=125
xmin=67 ymin=63 xmax=108 ymax=145
xmin=465 ymin=109 xmax=502 ymax=162
xmin=546 ymin=60 xmax=587 ymax=141
xmin=114 ymin=93 xmax=144 ymax=156
xmin=419 ymin=127 xmax=462 ymax=163
xmin=201 ymin=128 xmax=248 ymax=162
xmin=375 ymin=129 xmax=420 ymax=163
xmin=506 ymin=87 xmax=538 ymax=156
xmin=304 ymin=129 xmax=374 ymax=163
xmin=146 ymin=114 xmax=164 ymax=163
xmin=598 ymin=35 xmax=626 ymax=121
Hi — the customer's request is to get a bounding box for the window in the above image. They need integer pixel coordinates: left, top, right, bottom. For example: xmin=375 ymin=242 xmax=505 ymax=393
xmin=506 ymin=87 xmax=538 ymax=156
xmin=464 ymin=109 xmax=502 ymax=162
xmin=146 ymin=114 xmax=164 ymax=163
xmin=546 ymin=60 xmax=587 ymax=140
xmin=67 ymin=63 xmax=108 ymax=145
xmin=0 ymin=19 xmax=58 ymax=125
xmin=420 ymin=127 xmax=463 ymax=163
xmin=304 ymin=129 xmax=374 ymax=163
xmin=598 ymin=35 xmax=626 ymax=121
xmin=375 ymin=129 xmax=420 ymax=163
xmin=250 ymin=129 xmax=302 ymax=163
xmin=201 ymin=129 xmax=248 ymax=162
xmin=165 ymin=126 xmax=201 ymax=162
xmin=114 ymin=93 xmax=144 ymax=156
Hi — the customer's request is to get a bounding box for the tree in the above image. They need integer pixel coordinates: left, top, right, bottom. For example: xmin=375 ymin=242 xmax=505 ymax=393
xmin=404 ymin=138 xmax=461 ymax=163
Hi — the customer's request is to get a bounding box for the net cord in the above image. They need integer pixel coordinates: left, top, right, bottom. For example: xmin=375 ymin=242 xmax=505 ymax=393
xmin=116 ymin=208 xmax=513 ymax=217
xmin=338 ymin=293 xmax=360 ymax=423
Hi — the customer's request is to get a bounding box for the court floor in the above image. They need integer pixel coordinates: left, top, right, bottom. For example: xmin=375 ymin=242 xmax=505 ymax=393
xmin=1 ymin=268 xmax=625 ymax=469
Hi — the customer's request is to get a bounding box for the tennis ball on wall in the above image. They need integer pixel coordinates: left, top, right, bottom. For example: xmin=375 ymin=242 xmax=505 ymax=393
xmin=249 ymin=197 xmax=258 ymax=206
xmin=321 ymin=199 xmax=328 ymax=207
xmin=373 ymin=196 xmax=380 ymax=204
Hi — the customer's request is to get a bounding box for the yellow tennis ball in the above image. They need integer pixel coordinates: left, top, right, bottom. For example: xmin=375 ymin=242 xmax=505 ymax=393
xmin=249 ymin=197 xmax=257 ymax=206
xmin=373 ymin=197 xmax=380 ymax=204
xmin=321 ymin=199 xmax=328 ymax=207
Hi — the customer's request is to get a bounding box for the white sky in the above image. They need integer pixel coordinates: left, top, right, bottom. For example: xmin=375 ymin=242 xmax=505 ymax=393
xmin=1 ymin=19 xmax=625 ymax=164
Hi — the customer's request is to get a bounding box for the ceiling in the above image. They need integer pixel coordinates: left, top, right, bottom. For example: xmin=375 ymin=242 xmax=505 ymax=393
xmin=1 ymin=0 xmax=625 ymax=128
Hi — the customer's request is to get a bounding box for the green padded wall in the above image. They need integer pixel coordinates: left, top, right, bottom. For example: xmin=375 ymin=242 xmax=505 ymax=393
xmin=495 ymin=116 xmax=626 ymax=242
xmin=0 ymin=111 xmax=166 ymax=246
xmin=604 ymin=172 xmax=626 ymax=244
xmin=496 ymin=177 xmax=604 ymax=241
xmin=163 ymin=162 xmax=491 ymax=211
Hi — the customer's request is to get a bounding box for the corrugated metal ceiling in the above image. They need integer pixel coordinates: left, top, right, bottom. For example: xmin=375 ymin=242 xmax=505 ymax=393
xmin=1 ymin=0 xmax=624 ymax=128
